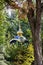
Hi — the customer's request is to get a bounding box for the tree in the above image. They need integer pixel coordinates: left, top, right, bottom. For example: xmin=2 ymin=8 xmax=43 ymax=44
xmin=27 ymin=0 xmax=42 ymax=65
xmin=4 ymin=0 xmax=42 ymax=65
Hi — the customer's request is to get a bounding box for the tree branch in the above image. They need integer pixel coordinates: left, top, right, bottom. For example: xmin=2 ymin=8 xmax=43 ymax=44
xmin=27 ymin=0 xmax=35 ymax=35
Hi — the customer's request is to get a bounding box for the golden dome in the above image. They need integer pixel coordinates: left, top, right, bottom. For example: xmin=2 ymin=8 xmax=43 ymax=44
xmin=17 ymin=23 xmax=23 ymax=36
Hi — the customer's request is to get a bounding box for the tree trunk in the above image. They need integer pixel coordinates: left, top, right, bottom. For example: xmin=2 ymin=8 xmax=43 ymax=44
xmin=34 ymin=0 xmax=42 ymax=65
xmin=33 ymin=29 xmax=42 ymax=65
xmin=27 ymin=0 xmax=42 ymax=65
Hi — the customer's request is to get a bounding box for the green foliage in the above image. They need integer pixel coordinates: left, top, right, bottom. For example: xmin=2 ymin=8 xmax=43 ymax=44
xmin=0 ymin=0 xmax=5 ymax=10
xmin=0 ymin=10 xmax=6 ymax=45
xmin=0 ymin=9 xmax=34 ymax=65
xmin=4 ymin=43 xmax=34 ymax=65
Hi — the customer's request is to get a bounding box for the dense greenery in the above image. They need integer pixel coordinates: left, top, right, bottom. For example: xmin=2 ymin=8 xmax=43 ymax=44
xmin=4 ymin=9 xmax=34 ymax=65
xmin=0 ymin=0 xmax=43 ymax=65
xmin=0 ymin=7 xmax=34 ymax=65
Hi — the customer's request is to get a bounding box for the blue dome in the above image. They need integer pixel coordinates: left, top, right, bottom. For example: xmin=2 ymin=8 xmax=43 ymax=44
xmin=15 ymin=36 xmax=20 ymax=39
xmin=10 ymin=36 xmax=29 ymax=44
xmin=10 ymin=36 xmax=20 ymax=44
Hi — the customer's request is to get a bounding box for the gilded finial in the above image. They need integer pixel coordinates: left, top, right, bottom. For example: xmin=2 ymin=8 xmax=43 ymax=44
xmin=17 ymin=22 xmax=23 ymax=36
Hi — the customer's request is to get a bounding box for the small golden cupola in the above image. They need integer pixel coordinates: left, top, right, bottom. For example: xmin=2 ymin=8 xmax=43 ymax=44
xmin=17 ymin=23 xmax=23 ymax=36
xmin=10 ymin=22 xmax=29 ymax=44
